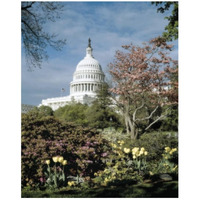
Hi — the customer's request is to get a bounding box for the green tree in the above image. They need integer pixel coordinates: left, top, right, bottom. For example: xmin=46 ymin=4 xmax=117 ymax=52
xmin=54 ymin=103 xmax=89 ymax=126
xmin=38 ymin=105 xmax=54 ymax=116
xmin=152 ymin=1 xmax=178 ymax=41
xmin=86 ymin=83 xmax=123 ymax=129
xmin=21 ymin=2 xmax=66 ymax=69
xmin=23 ymin=105 xmax=54 ymax=118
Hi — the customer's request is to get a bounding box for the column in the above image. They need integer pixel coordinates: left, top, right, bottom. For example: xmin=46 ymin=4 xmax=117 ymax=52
xmin=91 ymin=84 xmax=93 ymax=91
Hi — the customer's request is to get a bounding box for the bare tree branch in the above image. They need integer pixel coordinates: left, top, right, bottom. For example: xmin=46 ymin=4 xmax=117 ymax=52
xmin=135 ymin=105 xmax=159 ymax=122
xmin=145 ymin=107 xmax=170 ymax=131
xmin=21 ymin=2 xmax=35 ymax=10
xmin=21 ymin=2 xmax=66 ymax=69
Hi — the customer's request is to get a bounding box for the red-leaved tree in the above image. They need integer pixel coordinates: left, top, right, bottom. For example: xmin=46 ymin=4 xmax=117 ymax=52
xmin=109 ymin=37 xmax=178 ymax=140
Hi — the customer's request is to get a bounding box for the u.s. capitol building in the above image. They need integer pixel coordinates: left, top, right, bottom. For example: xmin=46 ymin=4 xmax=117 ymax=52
xmin=39 ymin=39 xmax=106 ymax=110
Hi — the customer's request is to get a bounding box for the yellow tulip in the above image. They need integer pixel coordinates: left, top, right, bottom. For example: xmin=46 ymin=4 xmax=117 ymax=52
xmin=132 ymin=147 xmax=139 ymax=154
xmin=45 ymin=160 xmax=50 ymax=165
xmin=62 ymin=160 xmax=67 ymax=165
xmin=124 ymin=148 xmax=130 ymax=154
xmin=139 ymin=150 xmax=143 ymax=155
xmin=141 ymin=147 xmax=145 ymax=152
xmin=52 ymin=156 xmax=59 ymax=163
xmin=58 ymin=156 xmax=64 ymax=163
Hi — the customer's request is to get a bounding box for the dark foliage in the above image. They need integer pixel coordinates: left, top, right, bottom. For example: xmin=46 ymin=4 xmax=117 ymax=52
xmin=21 ymin=114 xmax=110 ymax=188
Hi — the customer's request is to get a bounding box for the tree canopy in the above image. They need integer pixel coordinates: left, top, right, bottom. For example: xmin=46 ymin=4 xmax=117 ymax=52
xmin=152 ymin=2 xmax=178 ymax=41
xmin=109 ymin=37 xmax=178 ymax=140
xmin=21 ymin=2 xmax=66 ymax=69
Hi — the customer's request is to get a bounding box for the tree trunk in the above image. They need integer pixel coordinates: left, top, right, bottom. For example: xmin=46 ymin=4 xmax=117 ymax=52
xmin=125 ymin=114 xmax=137 ymax=140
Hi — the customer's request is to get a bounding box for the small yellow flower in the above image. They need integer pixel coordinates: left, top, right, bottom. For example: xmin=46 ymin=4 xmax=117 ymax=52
xmin=133 ymin=155 xmax=136 ymax=159
xmin=141 ymin=147 xmax=145 ymax=152
xmin=170 ymin=148 xmax=177 ymax=154
xmin=139 ymin=150 xmax=143 ymax=155
xmin=62 ymin=160 xmax=67 ymax=165
xmin=173 ymin=148 xmax=177 ymax=152
xmin=124 ymin=148 xmax=130 ymax=154
xmin=68 ymin=181 xmax=75 ymax=186
xmin=45 ymin=160 xmax=50 ymax=165
xmin=94 ymin=172 xmax=98 ymax=176
xmin=132 ymin=147 xmax=139 ymax=154
xmin=144 ymin=151 xmax=148 ymax=156
xmin=52 ymin=156 xmax=59 ymax=163
xmin=58 ymin=156 xmax=64 ymax=163
xmin=165 ymin=147 xmax=171 ymax=153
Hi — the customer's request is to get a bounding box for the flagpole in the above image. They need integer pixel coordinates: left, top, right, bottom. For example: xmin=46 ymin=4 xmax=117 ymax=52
xmin=61 ymin=88 xmax=65 ymax=97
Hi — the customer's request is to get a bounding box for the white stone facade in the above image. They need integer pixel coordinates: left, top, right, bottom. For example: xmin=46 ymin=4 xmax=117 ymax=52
xmin=39 ymin=39 xmax=105 ymax=111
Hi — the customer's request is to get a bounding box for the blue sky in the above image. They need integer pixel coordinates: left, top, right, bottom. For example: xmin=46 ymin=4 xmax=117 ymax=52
xmin=22 ymin=1 xmax=178 ymax=106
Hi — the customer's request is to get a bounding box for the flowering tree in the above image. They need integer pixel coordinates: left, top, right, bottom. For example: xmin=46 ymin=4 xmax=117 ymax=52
xmin=109 ymin=37 xmax=178 ymax=140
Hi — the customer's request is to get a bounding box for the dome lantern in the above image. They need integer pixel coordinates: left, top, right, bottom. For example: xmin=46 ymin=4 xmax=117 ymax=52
xmin=86 ymin=38 xmax=93 ymax=57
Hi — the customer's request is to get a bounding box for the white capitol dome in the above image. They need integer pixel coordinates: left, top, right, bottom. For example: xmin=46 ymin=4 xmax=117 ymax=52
xmin=40 ymin=39 xmax=106 ymax=110
xmin=70 ymin=38 xmax=105 ymax=97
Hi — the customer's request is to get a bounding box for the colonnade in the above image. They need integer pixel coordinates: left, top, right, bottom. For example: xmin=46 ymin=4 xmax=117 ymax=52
xmin=75 ymin=73 xmax=104 ymax=80
xmin=70 ymin=83 xmax=102 ymax=93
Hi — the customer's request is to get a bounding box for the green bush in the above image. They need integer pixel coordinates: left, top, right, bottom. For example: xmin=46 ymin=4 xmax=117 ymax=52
xmin=54 ymin=103 xmax=89 ymax=126
xmin=21 ymin=113 xmax=110 ymax=188
xmin=130 ymin=131 xmax=178 ymax=161
xmin=160 ymin=105 xmax=178 ymax=131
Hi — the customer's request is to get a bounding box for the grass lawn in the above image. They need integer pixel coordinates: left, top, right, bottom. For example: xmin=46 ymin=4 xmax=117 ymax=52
xmin=22 ymin=180 xmax=178 ymax=198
